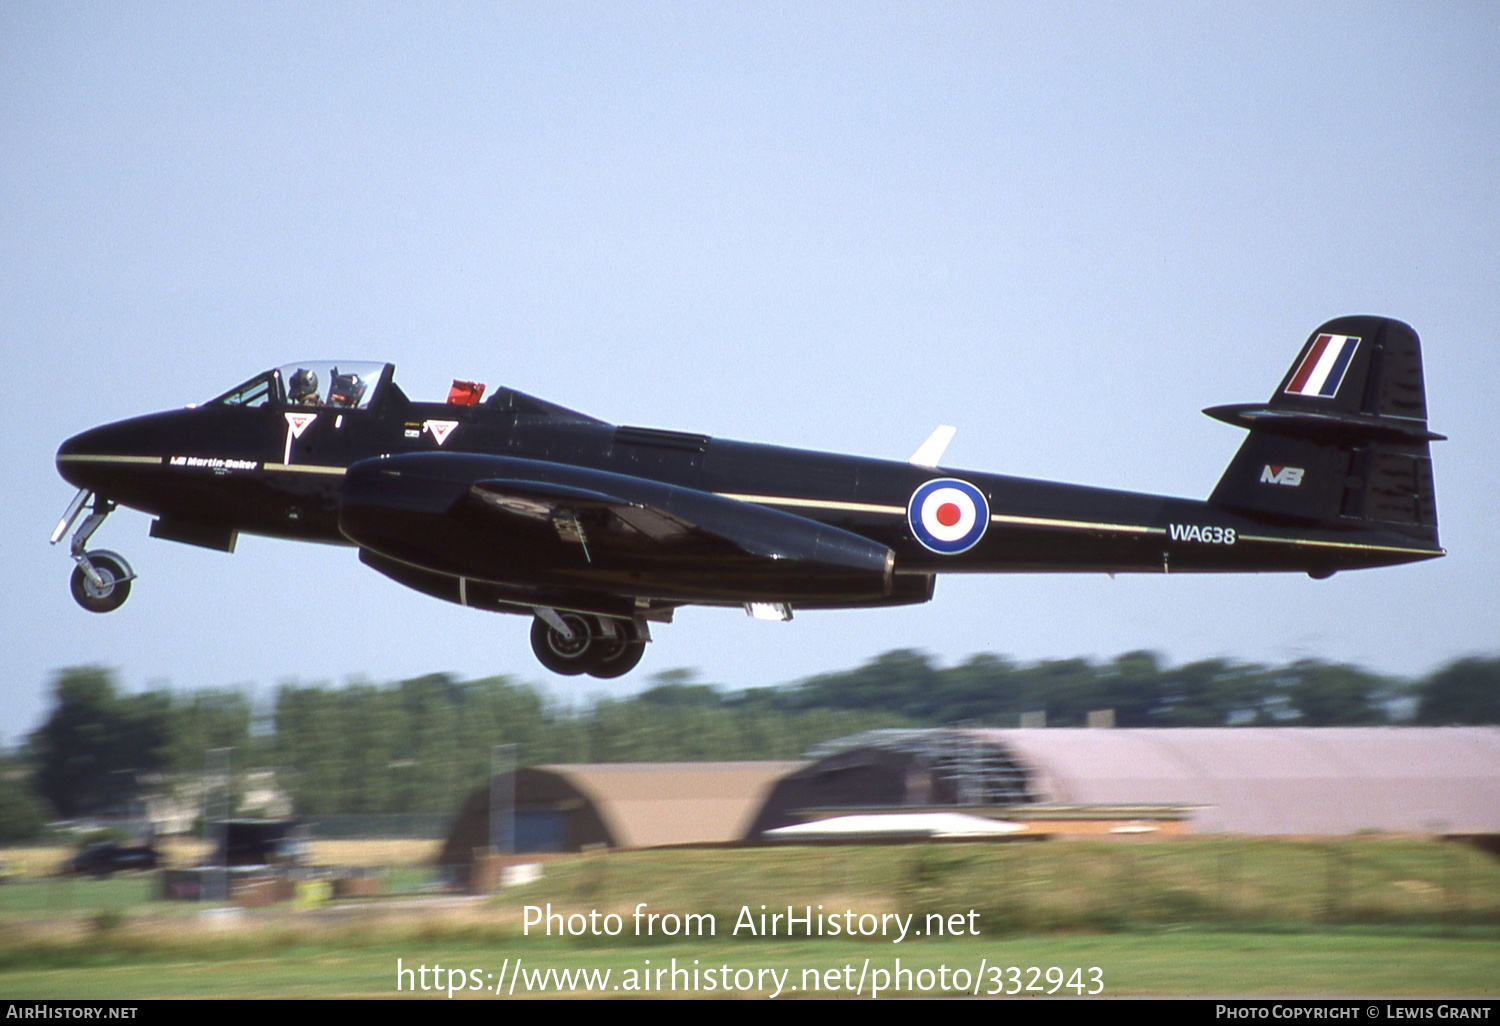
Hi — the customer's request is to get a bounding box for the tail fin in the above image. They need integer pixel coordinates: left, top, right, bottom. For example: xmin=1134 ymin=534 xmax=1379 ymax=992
xmin=1204 ymin=316 xmax=1442 ymax=545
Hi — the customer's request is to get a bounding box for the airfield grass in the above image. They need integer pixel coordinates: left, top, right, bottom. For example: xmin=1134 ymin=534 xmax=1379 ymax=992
xmin=502 ymin=838 xmax=1500 ymax=931
xmin=0 ymin=839 xmax=443 ymax=924
xmin=1 ymin=839 xmax=1496 ymax=997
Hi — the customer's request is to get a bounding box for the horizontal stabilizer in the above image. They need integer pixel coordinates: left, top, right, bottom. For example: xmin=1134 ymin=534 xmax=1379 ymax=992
xmin=1202 ymin=404 xmax=1446 ymax=444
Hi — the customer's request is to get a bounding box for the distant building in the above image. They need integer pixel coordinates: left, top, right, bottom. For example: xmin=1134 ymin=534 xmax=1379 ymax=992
xmin=440 ymin=728 xmax=1500 ymax=870
xmin=756 ymin=727 xmax=1500 ymax=838
xmin=439 ymin=762 xmax=798 ymax=870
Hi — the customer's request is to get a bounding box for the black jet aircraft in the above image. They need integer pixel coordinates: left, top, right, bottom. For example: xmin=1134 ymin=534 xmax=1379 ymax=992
xmin=53 ymin=315 xmax=1443 ymax=679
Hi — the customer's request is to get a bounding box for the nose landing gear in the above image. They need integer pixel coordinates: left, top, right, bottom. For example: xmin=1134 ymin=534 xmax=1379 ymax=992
xmin=70 ymin=553 xmax=132 ymax=613
xmin=52 ymin=489 xmax=136 ymax=613
xmin=529 ymin=608 xmax=648 ymax=678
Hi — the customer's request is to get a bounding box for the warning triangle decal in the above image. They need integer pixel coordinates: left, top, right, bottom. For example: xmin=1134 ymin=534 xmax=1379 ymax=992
xmin=424 ymin=420 xmax=458 ymax=446
xmin=284 ymin=412 xmax=317 ymax=438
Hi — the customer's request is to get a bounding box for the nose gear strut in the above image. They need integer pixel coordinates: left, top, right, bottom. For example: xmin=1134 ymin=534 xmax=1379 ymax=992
xmin=52 ymin=488 xmax=136 ymax=612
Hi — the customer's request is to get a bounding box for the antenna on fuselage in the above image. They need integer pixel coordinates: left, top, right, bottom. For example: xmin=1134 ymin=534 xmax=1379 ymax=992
xmin=909 ymin=425 xmax=956 ymax=469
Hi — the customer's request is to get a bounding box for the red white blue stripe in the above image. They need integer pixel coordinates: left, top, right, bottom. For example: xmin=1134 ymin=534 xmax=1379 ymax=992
xmin=1285 ymin=333 xmax=1360 ymax=398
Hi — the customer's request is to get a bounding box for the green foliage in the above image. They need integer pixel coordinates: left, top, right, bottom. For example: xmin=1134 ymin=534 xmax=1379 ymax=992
xmin=27 ymin=667 xmax=170 ymax=818
xmin=26 ymin=668 xmax=253 ymax=820
xmin=773 ymin=649 xmax=1366 ymax=727
xmin=1414 ymin=657 xmax=1500 ymax=725
xmin=0 ymin=765 xmax=49 ymax=844
xmin=164 ymin=690 xmax=252 ymax=774
xmin=1271 ymin=660 xmax=1391 ymax=726
xmin=766 ymin=648 xmax=1495 ymax=729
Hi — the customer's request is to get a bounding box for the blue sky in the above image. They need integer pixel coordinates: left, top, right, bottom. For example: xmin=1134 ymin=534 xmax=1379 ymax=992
xmin=3 ymin=2 xmax=1497 ymax=743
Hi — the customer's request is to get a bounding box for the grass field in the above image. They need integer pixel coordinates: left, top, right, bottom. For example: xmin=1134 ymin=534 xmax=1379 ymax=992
xmin=0 ymin=921 xmax=1494 ymax=998
xmin=1 ymin=838 xmax=1495 ymax=998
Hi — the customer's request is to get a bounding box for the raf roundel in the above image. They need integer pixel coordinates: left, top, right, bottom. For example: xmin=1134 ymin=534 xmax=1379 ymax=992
xmin=908 ymin=478 xmax=990 ymax=554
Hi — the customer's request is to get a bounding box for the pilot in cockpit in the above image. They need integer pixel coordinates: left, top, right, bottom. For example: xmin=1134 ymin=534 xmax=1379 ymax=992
xmin=328 ymin=369 xmax=366 ymax=408
xmin=289 ymin=368 xmax=321 ymax=405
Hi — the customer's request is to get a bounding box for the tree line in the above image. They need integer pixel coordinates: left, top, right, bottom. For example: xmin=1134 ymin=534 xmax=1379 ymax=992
xmin=3 ymin=650 xmax=1496 ymax=838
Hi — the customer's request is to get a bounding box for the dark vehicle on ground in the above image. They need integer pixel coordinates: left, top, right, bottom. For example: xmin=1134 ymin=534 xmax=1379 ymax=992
xmin=66 ymin=842 xmax=160 ymax=878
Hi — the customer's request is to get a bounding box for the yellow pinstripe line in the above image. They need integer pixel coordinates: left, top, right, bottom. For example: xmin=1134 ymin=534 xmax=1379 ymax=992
xmin=57 ymin=461 xmax=1440 ymax=557
xmin=263 ymin=463 xmax=348 ymax=476
xmin=1237 ymin=533 xmax=1442 ymax=556
xmin=989 ymin=513 xmax=1164 ymax=535
xmin=716 ymin=490 xmax=1440 ymax=556
xmin=715 ymin=492 xmax=905 ymax=515
xmin=56 ymin=454 xmax=162 ymax=465
xmin=719 ymin=490 xmax=1171 ymax=536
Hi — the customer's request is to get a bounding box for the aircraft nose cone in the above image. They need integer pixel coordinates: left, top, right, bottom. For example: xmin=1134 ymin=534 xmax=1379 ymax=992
xmin=56 ymin=426 xmax=93 ymax=461
xmin=55 ymin=416 xmax=165 ymax=493
xmin=56 ymin=425 xmax=113 ymax=490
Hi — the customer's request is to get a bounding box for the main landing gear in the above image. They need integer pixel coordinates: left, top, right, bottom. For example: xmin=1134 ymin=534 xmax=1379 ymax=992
xmin=529 ymin=609 xmax=648 ymax=679
xmin=51 ymin=489 xmax=136 ymax=614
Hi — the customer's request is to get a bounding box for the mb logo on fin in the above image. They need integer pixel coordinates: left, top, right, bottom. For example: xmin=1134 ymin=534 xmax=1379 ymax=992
xmin=1260 ymin=465 xmax=1304 ymax=487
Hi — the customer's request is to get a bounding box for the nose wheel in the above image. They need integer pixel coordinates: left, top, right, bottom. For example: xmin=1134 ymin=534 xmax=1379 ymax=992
xmin=52 ymin=489 xmax=136 ymax=613
xmin=70 ymin=553 xmax=132 ymax=613
xmin=530 ymin=610 xmax=648 ymax=678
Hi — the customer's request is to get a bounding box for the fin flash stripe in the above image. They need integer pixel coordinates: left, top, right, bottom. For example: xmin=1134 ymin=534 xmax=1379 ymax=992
xmin=1286 ymin=334 xmax=1359 ymax=398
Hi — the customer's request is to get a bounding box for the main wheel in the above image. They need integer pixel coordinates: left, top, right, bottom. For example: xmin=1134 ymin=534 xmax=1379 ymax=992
xmin=587 ymin=620 xmax=648 ymax=679
xmin=70 ymin=554 xmax=131 ymax=613
xmin=530 ymin=613 xmax=605 ymax=676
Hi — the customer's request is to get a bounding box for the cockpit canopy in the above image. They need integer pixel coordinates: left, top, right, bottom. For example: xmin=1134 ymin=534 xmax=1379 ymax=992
xmin=212 ymin=362 xmax=391 ymax=410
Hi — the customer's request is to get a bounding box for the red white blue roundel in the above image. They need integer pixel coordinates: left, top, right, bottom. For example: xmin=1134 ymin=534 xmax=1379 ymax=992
xmin=908 ymin=478 xmax=990 ymax=554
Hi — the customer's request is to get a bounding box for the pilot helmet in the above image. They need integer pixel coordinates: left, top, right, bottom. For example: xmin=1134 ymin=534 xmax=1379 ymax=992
xmin=329 ymin=369 xmax=365 ymax=407
xmin=289 ymin=368 xmax=319 ymax=402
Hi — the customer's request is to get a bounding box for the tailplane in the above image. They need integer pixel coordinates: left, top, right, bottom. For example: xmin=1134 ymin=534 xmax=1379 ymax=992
xmin=1204 ymin=316 xmax=1442 ymax=546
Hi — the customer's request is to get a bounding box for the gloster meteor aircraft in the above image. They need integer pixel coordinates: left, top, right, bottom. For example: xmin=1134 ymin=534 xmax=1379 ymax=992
xmin=53 ymin=315 xmax=1443 ymax=678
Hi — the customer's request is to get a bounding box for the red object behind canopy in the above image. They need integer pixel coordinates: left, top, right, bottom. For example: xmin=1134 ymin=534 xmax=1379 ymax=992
xmin=447 ymin=380 xmax=486 ymax=405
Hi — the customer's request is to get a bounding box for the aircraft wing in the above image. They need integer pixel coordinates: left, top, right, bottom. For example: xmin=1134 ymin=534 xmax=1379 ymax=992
xmin=339 ymin=452 xmax=894 ymax=578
